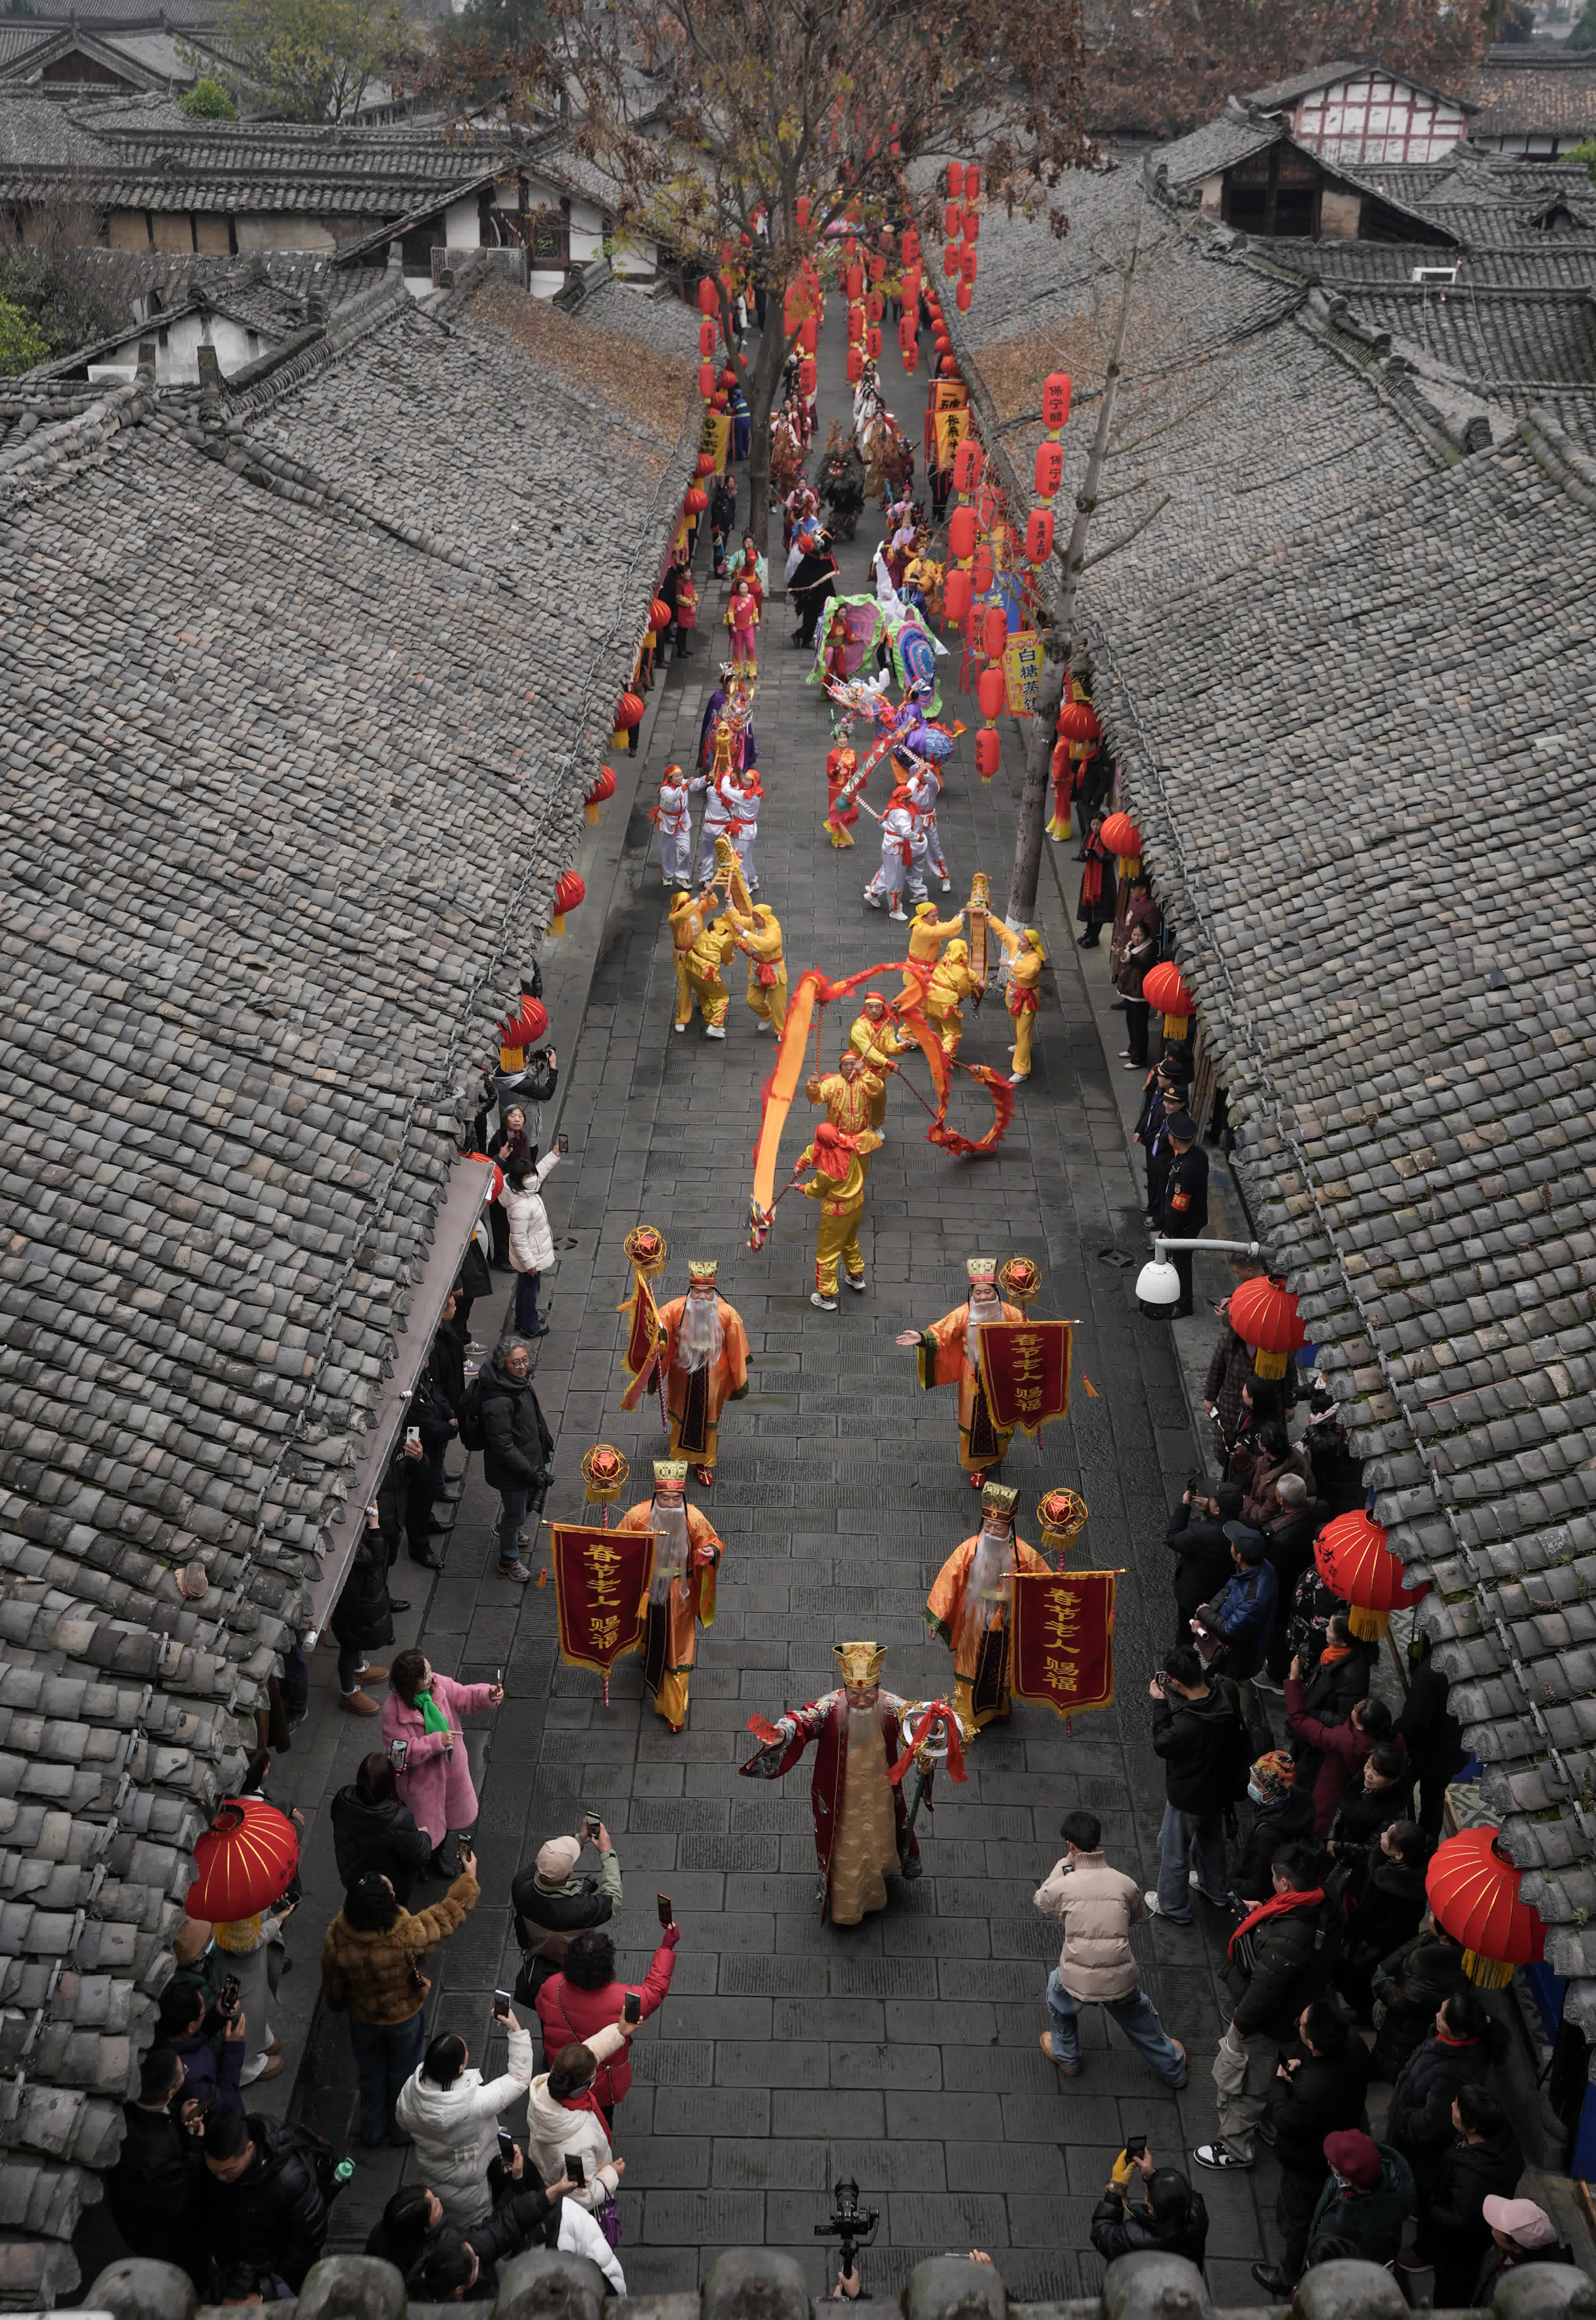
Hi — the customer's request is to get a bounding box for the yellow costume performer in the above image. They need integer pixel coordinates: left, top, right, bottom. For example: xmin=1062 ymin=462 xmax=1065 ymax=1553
xmin=897 ymin=1257 xmax=1024 ymax=1482
xmin=616 ymin=1460 xmax=723 ymax=1733
xmin=925 ymin=1482 xmax=1049 ymax=1730
xmin=925 ymin=939 xmax=975 ymax=1060
xmin=669 ymin=883 xmax=734 ymax=1037
xmin=724 ymin=897 xmax=787 ymax=1034
xmin=993 ymin=921 xmax=1045 ymax=1084
xmin=794 ymin=1121 xmax=880 ymax=1308
xmin=895 ymin=900 xmax=965 ymax=1014
xmin=849 ymin=993 xmax=910 ymax=1129
xmin=805 ymin=1052 xmax=884 ymax=1172
xmin=654 ymin=1259 xmax=750 ymax=1485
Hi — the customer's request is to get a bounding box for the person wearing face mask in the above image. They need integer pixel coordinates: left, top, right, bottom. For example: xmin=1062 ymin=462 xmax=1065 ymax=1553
xmin=614 ymin=1461 xmax=724 ymax=1734
xmin=898 ymin=1257 xmax=1025 ymax=1489
xmin=925 ymin=1482 xmax=1051 ymax=1733
xmin=1233 ymin=1753 xmax=1319 ymax=1905
xmin=1305 ymin=2131 xmax=1414 ymax=2268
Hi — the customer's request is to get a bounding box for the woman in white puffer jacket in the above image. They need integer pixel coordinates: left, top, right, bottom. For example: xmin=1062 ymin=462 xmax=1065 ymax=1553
xmin=523 ymin=2017 xmax=633 ymax=2214
xmin=395 ymin=2012 xmax=536 ymax=2225
xmin=501 ymin=1150 xmax=559 ymax=1340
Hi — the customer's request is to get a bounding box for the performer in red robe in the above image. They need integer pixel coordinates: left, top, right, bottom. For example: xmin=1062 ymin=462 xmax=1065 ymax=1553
xmin=739 ymin=1642 xmax=919 ymax=1924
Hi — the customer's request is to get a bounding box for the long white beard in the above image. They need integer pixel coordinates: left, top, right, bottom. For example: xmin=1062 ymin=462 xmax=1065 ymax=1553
xmin=965 ymin=1290 xmax=997 ymax=1371
xmin=680 ymin=1295 xmax=724 ymax=1374
xmin=966 ymin=1522 xmax=1016 ymax=1636
xmin=649 ymin=1502 xmax=690 ymax=1604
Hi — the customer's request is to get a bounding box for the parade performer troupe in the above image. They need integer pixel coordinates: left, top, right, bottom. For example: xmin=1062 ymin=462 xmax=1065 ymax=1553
xmin=724 ymin=896 xmax=786 ymax=1035
xmin=993 ymin=921 xmax=1046 ymax=1086
xmin=740 ymin=1642 xmax=921 ymax=1924
xmin=925 ymin=1481 xmax=1049 ymax=1731
xmin=615 ymin=1460 xmax=722 ymax=1734
xmin=668 ymin=881 xmax=734 ymax=1039
xmin=792 ymin=1118 xmax=881 ymax=1311
xmin=654 ymin=1258 xmax=749 ymax=1485
xmin=897 ymin=1257 xmax=1023 ymax=1485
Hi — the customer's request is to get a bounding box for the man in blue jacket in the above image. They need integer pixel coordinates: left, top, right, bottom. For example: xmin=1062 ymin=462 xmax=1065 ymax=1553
xmin=1192 ymin=1524 xmax=1278 ymax=1740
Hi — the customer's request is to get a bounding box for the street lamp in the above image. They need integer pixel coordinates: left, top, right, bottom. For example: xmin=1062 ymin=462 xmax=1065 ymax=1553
xmin=1135 ymin=1236 xmax=1268 ymax=1321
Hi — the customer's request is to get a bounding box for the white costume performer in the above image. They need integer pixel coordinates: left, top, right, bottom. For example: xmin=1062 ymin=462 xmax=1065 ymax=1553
xmin=695 ymin=763 xmax=756 ymax=886
xmin=906 ymin=762 xmax=950 ymax=890
xmin=655 ymin=768 xmax=694 ymax=886
xmin=864 ymin=786 xmax=928 ymax=921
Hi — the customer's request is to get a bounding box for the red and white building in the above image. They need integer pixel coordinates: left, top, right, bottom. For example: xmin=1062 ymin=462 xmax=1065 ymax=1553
xmin=1242 ymin=62 xmax=1474 ymax=165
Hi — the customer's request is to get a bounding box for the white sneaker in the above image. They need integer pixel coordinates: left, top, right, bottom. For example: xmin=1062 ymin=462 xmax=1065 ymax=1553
xmin=889 ymin=908 xmax=909 ymax=923
xmin=1143 ymin=1890 xmax=1192 ymax=1923
xmin=844 ymin=1275 xmax=867 ymax=1293
xmin=864 ymin=894 xmax=882 ymax=909
xmin=810 ymin=1291 xmax=838 ymax=1311
xmin=940 ymin=880 xmax=952 ymax=892
xmin=705 ymin=1024 xmax=727 ymax=1039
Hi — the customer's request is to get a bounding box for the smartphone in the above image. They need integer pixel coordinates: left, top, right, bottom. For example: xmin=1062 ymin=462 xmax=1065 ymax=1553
xmin=556 ymin=1132 xmax=569 ymax=1154
xmin=219 ymin=1975 xmax=240 ymax=2012
xmin=656 ymin=1893 xmax=674 ymax=1929
xmin=390 ymin=1738 xmax=408 ymax=1770
xmin=497 ymin=2128 xmax=515 ymax=2161
xmin=623 ymin=1991 xmax=642 ymax=2025
xmin=405 ymin=1425 xmax=421 ymax=1448
xmin=584 ymin=1810 xmax=602 ymax=1840
xmin=565 ymin=2152 xmax=586 ymax=2190
xmin=1124 ymin=2135 xmax=1147 ymax=2163
xmin=188 ymin=2090 xmax=216 ymax=2119
xmin=492 ymin=1989 xmax=511 ymax=2019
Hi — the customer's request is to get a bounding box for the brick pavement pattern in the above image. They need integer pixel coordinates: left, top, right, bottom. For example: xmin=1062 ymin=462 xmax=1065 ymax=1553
xmin=307 ymin=324 xmax=1279 ymax=2303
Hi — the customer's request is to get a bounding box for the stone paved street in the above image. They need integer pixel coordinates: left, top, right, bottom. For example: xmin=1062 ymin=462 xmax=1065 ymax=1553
xmin=299 ymin=319 xmax=1280 ymax=2302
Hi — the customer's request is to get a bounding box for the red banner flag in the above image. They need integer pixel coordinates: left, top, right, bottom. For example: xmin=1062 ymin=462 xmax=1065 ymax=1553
xmin=552 ymin=1523 xmax=651 ymax=1680
xmin=1010 ymin=1569 xmax=1118 ymax=1719
xmin=979 ymin=1319 xmax=1072 ymax=1436
xmin=617 ymin=1269 xmax=663 ymax=1411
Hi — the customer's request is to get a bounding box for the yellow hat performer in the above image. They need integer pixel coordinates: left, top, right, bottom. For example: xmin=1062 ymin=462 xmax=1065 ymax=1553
xmin=653 ymin=1259 xmax=750 ymax=1487
xmin=896 ymin=1257 xmax=1024 ymax=1486
xmin=613 ymin=1458 xmax=724 ymax=1734
xmin=925 ymin=1482 xmax=1050 ymax=1731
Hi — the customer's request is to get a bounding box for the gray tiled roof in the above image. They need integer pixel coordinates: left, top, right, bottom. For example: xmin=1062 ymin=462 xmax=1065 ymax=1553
xmin=1153 ymin=109 xmax=1282 ymax=188
xmin=1466 ymin=47 xmax=1596 ymax=138
xmin=0 ymin=264 xmax=697 ymax=2300
xmin=1323 ymin=281 xmax=1596 ymax=387
xmin=947 ymin=150 xmax=1596 ymax=2033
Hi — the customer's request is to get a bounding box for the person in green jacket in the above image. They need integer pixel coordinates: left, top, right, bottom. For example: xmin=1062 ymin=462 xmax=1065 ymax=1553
xmin=1310 ymin=2130 xmax=1416 ymax=2265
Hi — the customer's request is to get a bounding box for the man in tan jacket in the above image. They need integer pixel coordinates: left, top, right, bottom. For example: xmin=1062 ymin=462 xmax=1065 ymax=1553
xmin=321 ymin=1854 xmax=478 ymax=2146
xmin=1034 ymin=1809 xmax=1187 ymax=2088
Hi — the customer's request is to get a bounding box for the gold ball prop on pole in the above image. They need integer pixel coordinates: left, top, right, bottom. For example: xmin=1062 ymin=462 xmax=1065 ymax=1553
xmin=623 ymin=1226 xmax=669 ymax=1280
xmin=1037 ymin=1487 xmax=1089 ymax=1561
xmin=582 ymin=1444 xmax=631 ymax=1505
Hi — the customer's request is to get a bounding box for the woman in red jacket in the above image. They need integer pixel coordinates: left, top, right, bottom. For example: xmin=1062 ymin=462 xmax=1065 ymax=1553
xmin=535 ymin=1924 xmax=677 ymax=2123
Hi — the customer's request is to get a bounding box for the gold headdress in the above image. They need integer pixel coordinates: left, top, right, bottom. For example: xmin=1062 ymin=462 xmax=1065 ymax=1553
xmin=687 ymin=1258 xmax=719 ymax=1283
xmin=833 ymin=1640 xmax=887 ymax=1687
xmin=981 ymin=1481 xmax=1020 ymax=1517
xmin=967 ymin=1257 xmax=998 ymax=1284
xmin=653 ymin=1459 xmax=689 ymax=1487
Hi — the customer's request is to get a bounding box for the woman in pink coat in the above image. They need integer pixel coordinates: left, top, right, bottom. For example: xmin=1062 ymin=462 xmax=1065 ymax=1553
xmin=380 ymin=1647 xmax=502 ymax=1875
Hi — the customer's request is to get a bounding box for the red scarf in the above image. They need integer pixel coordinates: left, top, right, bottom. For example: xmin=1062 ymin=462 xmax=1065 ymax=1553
xmin=1228 ymin=1886 xmax=1325 ymax=1960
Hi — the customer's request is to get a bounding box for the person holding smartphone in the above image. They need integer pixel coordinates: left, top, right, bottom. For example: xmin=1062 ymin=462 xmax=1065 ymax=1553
xmin=534 ymin=1917 xmax=679 ymax=2126
xmin=501 ymin=1145 xmax=560 ymax=1341
xmin=523 ymin=2006 xmax=639 ymax=2220
xmin=509 ymin=1818 xmax=621 ymax=2004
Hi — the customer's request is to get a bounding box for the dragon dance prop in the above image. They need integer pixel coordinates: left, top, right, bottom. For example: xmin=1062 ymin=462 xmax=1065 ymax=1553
xmin=747 ymin=964 xmax=1014 ymax=1247
xmin=809 ymin=592 xmax=945 ymax=718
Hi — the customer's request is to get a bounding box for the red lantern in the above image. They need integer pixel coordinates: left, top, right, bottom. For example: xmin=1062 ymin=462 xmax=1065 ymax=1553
xmin=972 ymin=545 xmax=994 ymax=592
xmin=1426 ymin=1827 xmax=1545 ymax=1989
xmin=975 ymin=728 xmax=1000 ymax=781
xmin=695 ymin=451 xmax=715 ymax=477
xmin=1026 ymin=508 xmax=1054 ymax=565
xmin=698 ymin=319 xmax=716 ymax=357
xmin=800 ymin=315 xmax=818 ymax=353
xmin=943 ymin=201 xmax=961 ymax=239
xmin=1036 ymin=441 xmax=1064 ymax=499
xmin=965 ymin=165 xmax=982 ymax=200
xmin=698 ymin=361 xmax=714 ymax=400
xmin=1099 ymin=809 xmax=1141 ymax=865
xmin=799 ymin=355 xmax=817 ymax=395
xmin=550 ymin=869 xmax=586 ymax=936
xmin=901 ymin=340 xmax=918 ymax=375
xmin=1141 ymin=960 xmax=1192 ymax=1027
xmin=943 ymin=243 xmax=960 ymax=281
xmin=649 ymin=597 xmax=671 ymax=632
xmin=960 ymin=245 xmax=977 ymax=283
xmin=614 ymin=693 xmax=644 ymax=731
xmin=947 ymin=507 xmax=976 ymax=561
xmin=902 ymin=228 xmax=920 ymax=263
xmin=869 ymin=253 xmax=885 ymax=284
xmin=584 ymin=763 xmax=618 ymax=825
xmin=185 ymin=1799 xmax=299 ymax=1921
xmin=943 ymin=569 xmax=972 ymax=624
xmin=1057 ymin=700 xmax=1099 ymax=744
xmin=796 ymin=194 xmax=811 ymax=232
xmin=867 ymin=327 xmax=882 ymax=357
xmin=1043 ymin=371 xmax=1072 ymax=431
xmin=939 ymin=354 xmax=959 ymax=377
xmin=867 ymin=289 xmax=884 ymax=323
xmin=845 ymin=262 xmax=863 ymax=298
xmin=720 ymin=366 xmax=737 ymax=389
xmin=982 ymin=606 xmax=1007 ymax=662
xmin=1314 ymin=1511 xmax=1428 ymax=1616
xmin=952 ymin=440 xmax=983 ymax=493
xmin=847 ymin=346 xmax=863 ymax=383
xmin=711 ymin=392 xmax=728 ymax=412
xmin=978 ymin=666 xmax=1004 ymax=722
xmin=947 ymin=161 xmax=965 ymax=197
xmin=963 ymin=208 xmax=980 ymax=242
xmin=934 ymin=329 xmax=952 ymax=354
xmin=956 ymin=280 xmax=972 ymax=313
xmin=696 ymin=278 xmax=717 ymax=315
xmin=1228 ymin=1276 xmax=1307 ymax=1380
xmin=682 ymin=485 xmax=708 ymax=516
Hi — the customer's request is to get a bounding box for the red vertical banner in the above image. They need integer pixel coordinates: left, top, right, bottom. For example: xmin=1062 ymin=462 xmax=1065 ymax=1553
xmin=979 ymin=1319 xmax=1072 ymax=1436
xmin=552 ymin=1523 xmax=651 ymax=1679
xmin=1010 ymin=1570 xmax=1118 ymax=1718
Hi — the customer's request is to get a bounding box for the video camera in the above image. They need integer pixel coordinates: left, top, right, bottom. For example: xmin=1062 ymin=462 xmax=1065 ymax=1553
xmin=816 ymin=2176 xmax=880 ymax=2278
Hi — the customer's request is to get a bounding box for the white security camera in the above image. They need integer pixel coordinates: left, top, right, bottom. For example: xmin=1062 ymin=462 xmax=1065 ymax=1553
xmin=1136 ymin=1257 xmax=1182 ymax=1319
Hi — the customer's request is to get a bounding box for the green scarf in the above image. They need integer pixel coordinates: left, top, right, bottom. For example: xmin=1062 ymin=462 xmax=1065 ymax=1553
xmin=418 ymin=1688 xmax=450 ymax=1738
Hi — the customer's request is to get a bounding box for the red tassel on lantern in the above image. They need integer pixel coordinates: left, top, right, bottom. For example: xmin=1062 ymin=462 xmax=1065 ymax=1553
xmin=1036 ymin=440 xmax=1064 ymax=499
xmin=947 ymin=507 xmax=976 ymax=560
xmin=978 ymin=666 xmax=1004 ymax=721
xmin=1026 ymin=509 xmax=1054 ymax=564
xmin=975 ymin=728 xmax=1000 ymax=781
xmin=943 ymin=569 xmax=972 ymax=625
xmin=1043 ymin=371 xmax=1072 ymax=431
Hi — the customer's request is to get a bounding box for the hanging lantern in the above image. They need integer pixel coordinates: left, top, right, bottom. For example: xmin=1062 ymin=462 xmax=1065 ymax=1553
xmin=934 ymin=329 xmax=952 ymax=355
xmin=185 ymin=1798 xmax=299 ymax=1922
xmin=867 ymin=326 xmax=882 ymax=357
xmin=1313 ymin=1508 xmax=1427 ymax=1642
xmin=947 ymin=161 xmax=965 ymax=197
xmin=649 ymin=596 xmax=672 ymax=633
xmin=1043 ymin=371 xmax=1072 ymax=431
xmin=799 ymin=354 xmax=817 ymax=395
xmin=978 ymin=666 xmax=1004 ymax=721
xmin=550 ymin=869 xmax=586 ymax=938
xmin=849 ymin=302 xmax=865 ymax=343
xmin=682 ymin=485 xmax=708 ymax=516
xmin=847 ymin=346 xmax=863 ymax=383
xmin=943 ymin=569 xmax=972 ymax=625
xmin=869 ymin=253 xmax=885 ymax=284
xmin=695 ymin=452 xmax=715 ymax=477
xmin=940 ymin=355 xmax=959 ymax=377
xmin=1100 ymin=809 xmax=1141 ymax=876
xmin=981 ymin=605 xmax=1007 ymax=662
xmin=800 ymin=316 xmax=817 ymax=352
xmin=1057 ymin=700 xmax=1099 ymax=745
xmin=1141 ymin=959 xmax=1193 ymax=1039
xmin=901 ymin=228 xmax=920 ymax=264
xmin=697 ymin=318 xmax=716 ymax=357
xmin=796 ymin=193 xmax=811 ymax=232
xmin=1036 ymin=440 xmax=1064 ymax=500
xmin=845 ymin=261 xmax=863 ymax=298
xmin=1427 ymin=1826 xmax=1546 ymax=1991
xmin=975 ymin=728 xmax=1000 ymax=781
xmin=901 ymin=340 xmax=918 ymax=375
xmin=698 ymin=361 xmax=715 ymax=400
xmin=942 ymin=201 xmax=961 ymax=239
xmin=956 ymin=280 xmax=972 ymax=314
xmin=965 ymin=165 xmax=982 ymax=200
xmin=867 ymin=289 xmax=885 ymax=324
xmin=960 ymin=245 xmax=978 ymax=283
xmin=696 ymin=278 xmax=717 ymax=316
xmin=1026 ymin=508 xmax=1054 ymax=565
xmin=947 ymin=506 xmax=977 ymax=561
xmin=613 ymin=692 xmax=644 ymax=732
xmin=953 ymin=439 xmax=984 ymax=493
xmin=720 ymin=366 xmax=737 ymax=389
xmin=584 ymin=763 xmax=618 ymax=825
xmin=711 ymin=391 xmax=728 ymax=412
xmin=963 ymin=208 xmax=981 ymax=242
xmin=943 ymin=243 xmax=960 ymax=281
xmin=1228 ymin=1275 xmax=1307 ymax=1382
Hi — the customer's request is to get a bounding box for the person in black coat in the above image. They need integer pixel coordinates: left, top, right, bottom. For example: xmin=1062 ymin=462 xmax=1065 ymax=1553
xmin=1165 ymin=1480 xmax=1244 ymax=1643
xmin=1422 ymin=2087 xmax=1525 ymax=2304
xmin=429 ymin=1290 xmax=467 ymax=1481
xmin=1387 ymin=1990 xmax=1502 ymax=2203
xmin=1090 ymin=2152 xmax=1209 ymax=2269
xmin=105 ymin=2048 xmax=209 ymax=2284
xmin=1397 ymin=1636 xmax=1469 ymax=1835
xmin=377 ymin=2165 xmax=566 ymax=2301
xmin=1370 ymin=1927 xmax=1469 ymax=2080
xmin=1234 ymin=1751 xmax=1319 ymax=1904
xmin=332 ymin=1503 xmax=395 ymax=1711
xmin=1294 ymin=1615 xmax=1370 ymax=1731
xmin=510 ymin=1821 xmax=622 ymax=2001
xmin=1158 ymin=1112 xmax=1208 ymax=1319
xmin=331 ymin=1752 xmax=435 ymax=1902
xmin=1254 ymin=1999 xmax=1373 ymax=2292
xmin=1338 ymin=1820 xmax=1432 ymax=2015
xmin=1327 ymin=1741 xmax=1414 ymax=1858
xmin=1259 ymin=1475 xmax=1321 ymax=1683
xmin=1149 ymin=1647 xmax=1247 ymax=1917
xmin=200 ymin=2110 xmax=328 ymax=2293
xmin=478 ymin=1340 xmax=554 ymax=1581
xmin=1134 ymin=1056 xmax=1191 ymax=1221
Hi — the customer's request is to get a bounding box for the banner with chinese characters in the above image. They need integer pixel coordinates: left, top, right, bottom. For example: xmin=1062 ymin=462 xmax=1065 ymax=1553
xmin=1003 ymin=630 xmax=1043 ymax=718
xmin=1011 ymin=1569 xmax=1118 ymax=1719
xmin=552 ymin=1524 xmax=651 ymax=1679
xmin=979 ymin=1319 xmax=1072 ymax=1437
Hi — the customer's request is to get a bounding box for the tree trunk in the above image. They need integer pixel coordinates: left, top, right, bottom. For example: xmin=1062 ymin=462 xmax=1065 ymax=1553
xmin=740 ymin=314 xmax=788 ymax=559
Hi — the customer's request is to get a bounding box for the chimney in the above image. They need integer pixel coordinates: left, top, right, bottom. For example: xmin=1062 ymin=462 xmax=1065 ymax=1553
xmin=386 ymin=238 xmax=403 ymax=272
xmin=196 ymin=340 xmax=222 ymax=428
xmin=136 ymin=337 xmax=156 ymax=384
xmin=306 ymin=279 xmax=328 ymax=324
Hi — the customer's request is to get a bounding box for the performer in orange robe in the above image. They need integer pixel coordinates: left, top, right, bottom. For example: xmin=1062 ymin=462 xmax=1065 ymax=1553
xmin=655 ymin=1258 xmax=750 ymax=1487
xmin=616 ymin=1459 xmax=723 ymax=1733
xmin=805 ymin=1050 xmax=884 ymax=1172
xmin=895 ymin=1257 xmax=1023 ymax=1484
xmin=825 ymin=744 xmax=859 ymax=848
xmin=738 ymin=1641 xmax=919 ymax=1923
xmin=849 ymin=992 xmax=910 ymax=1129
xmin=894 ymin=900 xmax=965 ymax=1013
xmin=925 ymin=1482 xmax=1049 ymax=1731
